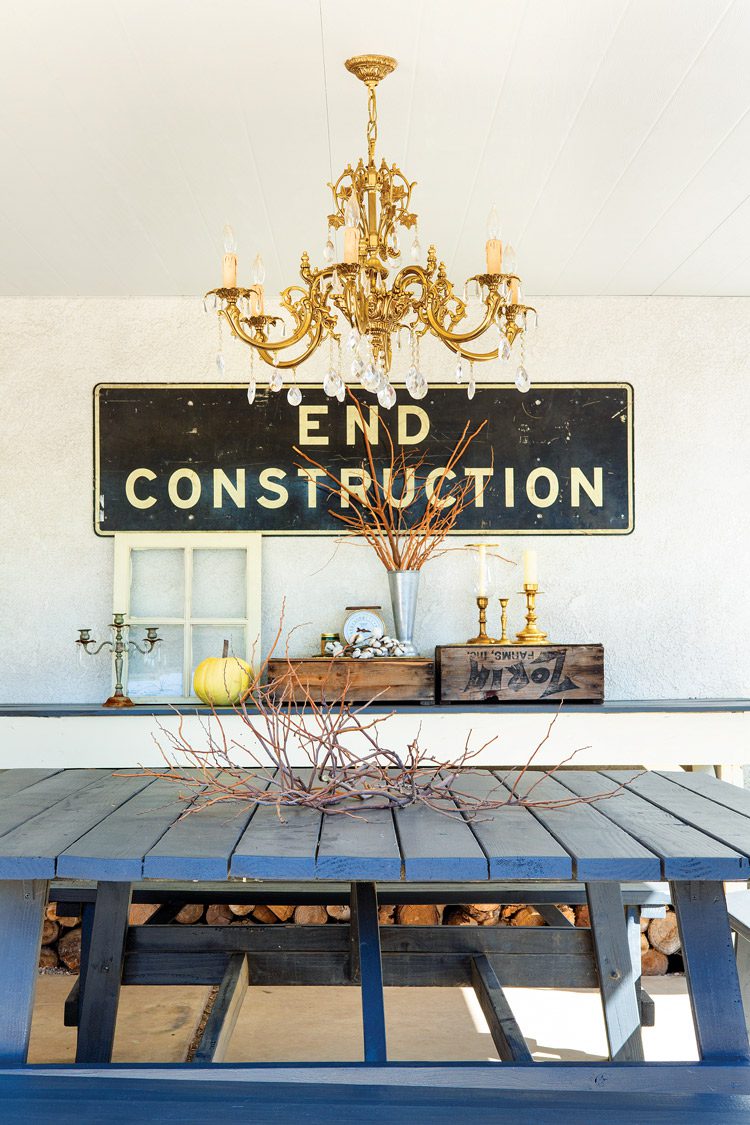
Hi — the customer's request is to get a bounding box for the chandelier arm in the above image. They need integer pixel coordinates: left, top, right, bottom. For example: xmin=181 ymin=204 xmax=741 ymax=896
xmin=256 ymin=321 xmax=325 ymax=370
xmin=424 ymin=298 xmax=500 ymax=347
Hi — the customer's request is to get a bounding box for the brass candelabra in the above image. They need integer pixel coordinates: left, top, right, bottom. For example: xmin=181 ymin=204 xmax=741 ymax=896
xmin=76 ymin=613 xmax=162 ymax=707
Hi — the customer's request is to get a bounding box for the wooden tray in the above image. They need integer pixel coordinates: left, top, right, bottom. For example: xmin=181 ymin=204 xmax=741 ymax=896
xmin=266 ymin=657 xmax=435 ymax=703
xmin=436 ymin=643 xmax=604 ymax=703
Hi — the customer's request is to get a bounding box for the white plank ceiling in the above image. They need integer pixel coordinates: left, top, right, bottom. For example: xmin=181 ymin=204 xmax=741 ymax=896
xmin=0 ymin=0 xmax=748 ymax=297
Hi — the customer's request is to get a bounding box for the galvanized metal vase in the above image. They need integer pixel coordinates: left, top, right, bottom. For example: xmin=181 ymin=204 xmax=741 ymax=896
xmin=387 ymin=569 xmax=420 ymax=656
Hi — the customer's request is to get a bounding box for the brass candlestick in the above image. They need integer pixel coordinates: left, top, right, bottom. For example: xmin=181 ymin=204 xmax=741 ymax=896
xmin=467 ymin=596 xmax=498 ymax=645
xmin=515 ymin=584 xmax=549 ymax=645
xmin=498 ymin=597 xmax=510 ymax=644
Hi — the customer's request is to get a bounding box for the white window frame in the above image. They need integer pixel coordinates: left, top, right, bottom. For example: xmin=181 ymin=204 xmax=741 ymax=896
xmin=113 ymin=532 xmax=262 ymax=703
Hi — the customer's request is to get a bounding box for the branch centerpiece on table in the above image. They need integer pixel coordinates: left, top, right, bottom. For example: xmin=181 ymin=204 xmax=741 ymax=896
xmin=144 ymin=621 xmax=627 ymax=819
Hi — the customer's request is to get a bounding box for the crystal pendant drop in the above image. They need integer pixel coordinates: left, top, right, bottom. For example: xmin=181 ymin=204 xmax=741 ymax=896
xmin=215 ymin=351 xmax=225 ymax=375
xmin=247 ymin=380 xmax=256 ymax=405
xmin=347 ymin=327 xmax=360 ymax=352
xmin=269 ymin=369 xmax=284 ymax=393
xmin=203 ymin=294 xmax=216 ymax=314
xmin=406 ymin=364 xmax=419 ymax=396
xmin=271 ymin=351 xmax=280 ymax=367
xmin=287 ymin=384 xmax=302 ymax=407
xmin=323 ymin=229 xmax=335 ymax=263
xmin=323 ymin=369 xmax=339 ymax=397
xmin=350 ymin=356 xmax=365 ymax=379
xmin=331 ymin=270 xmax=343 ymax=295
xmin=361 ymin=363 xmax=379 ymax=393
xmin=410 ymin=235 xmax=421 ymax=262
xmin=377 ymin=382 xmax=396 ymax=409
xmin=467 ymin=378 xmax=476 ymax=401
xmin=455 ymin=357 xmax=465 ymax=384
xmin=391 ymin=230 xmax=401 ymax=259
xmin=515 ymin=365 xmax=531 ymax=393
xmin=500 ymin=336 xmax=512 ymax=362
xmin=335 ymin=381 xmax=346 ymax=402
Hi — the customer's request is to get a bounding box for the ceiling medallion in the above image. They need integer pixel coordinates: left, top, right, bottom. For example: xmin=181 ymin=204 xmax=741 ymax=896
xmin=204 ymin=54 xmax=537 ymax=408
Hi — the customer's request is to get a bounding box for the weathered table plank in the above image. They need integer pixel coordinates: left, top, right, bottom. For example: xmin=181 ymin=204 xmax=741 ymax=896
xmin=659 ymin=770 xmax=750 ymax=818
xmin=392 ymin=798 xmax=488 ymax=881
xmin=0 ymin=769 xmax=61 ymax=800
xmin=0 ymin=770 xmax=105 ymax=842
xmin=446 ymin=771 xmax=573 ymax=880
xmin=57 ymin=777 xmax=207 ymax=880
xmin=230 ymin=802 xmax=323 ymax=878
xmin=556 ymin=771 xmax=749 ymax=879
xmin=316 ymin=805 xmax=402 ymax=881
xmin=496 ymin=771 xmax=660 ymax=881
xmin=0 ymin=773 xmax=154 ymax=878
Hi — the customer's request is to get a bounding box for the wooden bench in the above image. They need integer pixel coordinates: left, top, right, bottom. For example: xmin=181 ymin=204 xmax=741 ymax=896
xmin=1 ymin=1066 xmax=750 ymax=1123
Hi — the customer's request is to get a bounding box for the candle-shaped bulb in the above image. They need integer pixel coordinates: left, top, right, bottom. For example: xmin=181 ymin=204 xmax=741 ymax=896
xmin=344 ymin=193 xmax=360 ymax=229
xmin=523 ymin=549 xmax=538 ymax=586
xmin=223 ymin=224 xmax=237 ymax=254
xmin=503 ymin=244 xmax=517 ymax=274
xmin=251 ymin=253 xmax=266 ymax=286
xmin=486 ymin=204 xmax=501 ymax=242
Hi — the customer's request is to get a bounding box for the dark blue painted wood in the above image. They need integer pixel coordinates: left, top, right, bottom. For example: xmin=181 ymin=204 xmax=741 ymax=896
xmin=470 ymin=955 xmax=533 ymax=1062
xmin=392 ymin=798 xmax=488 ymax=881
xmin=495 ymin=772 xmax=661 ymax=881
xmin=557 ymin=771 xmax=749 ymax=879
xmin=351 ymin=882 xmax=387 ymax=1063
xmin=193 ymin=954 xmax=249 ymax=1064
xmin=75 ymin=882 xmax=133 ymax=1064
xmin=0 ymin=880 xmax=48 ymax=1063
xmin=446 ymin=771 xmax=573 ymax=879
xmin=144 ymin=791 xmax=261 ymax=880
xmin=672 ymin=880 xmax=750 ymax=1062
xmin=586 ymin=882 xmax=644 ymax=1062
xmin=1 ymin=1073 xmax=750 ymax=1122
xmin=0 ymin=773 xmax=153 ymax=878
xmin=316 ymin=805 xmax=402 ymax=880
xmin=602 ymin=769 xmax=750 ymax=864
xmin=57 ymin=777 xmax=206 ymax=880
xmin=229 ymin=801 xmax=323 ymax=879
xmin=0 ymin=770 xmax=105 ymax=841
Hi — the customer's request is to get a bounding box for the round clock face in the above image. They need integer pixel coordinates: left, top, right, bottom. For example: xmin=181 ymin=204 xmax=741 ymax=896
xmin=342 ymin=608 xmax=385 ymax=645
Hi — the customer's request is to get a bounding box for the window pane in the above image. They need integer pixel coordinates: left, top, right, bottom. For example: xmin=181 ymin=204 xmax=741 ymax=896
xmin=130 ymin=550 xmax=184 ymax=619
xmin=192 ymin=549 xmax=247 ymax=619
xmin=191 ymin=626 xmax=248 ymax=684
xmin=127 ymin=624 xmax=185 ymax=699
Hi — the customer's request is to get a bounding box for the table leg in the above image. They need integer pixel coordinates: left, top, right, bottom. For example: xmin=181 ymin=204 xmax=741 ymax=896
xmin=76 ymin=881 xmax=132 ymax=1064
xmin=671 ymin=880 xmax=750 ymax=1061
xmin=0 ymin=879 xmax=48 ymax=1064
xmin=585 ymin=882 xmax=644 ymax=1062
xmin=350 ymin=882 xmax=387 ymax=1063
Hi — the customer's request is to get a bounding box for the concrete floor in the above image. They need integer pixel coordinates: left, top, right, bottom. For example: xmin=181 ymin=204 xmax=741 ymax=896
xmin=28 ymin=975 xmax=698 ymax=1064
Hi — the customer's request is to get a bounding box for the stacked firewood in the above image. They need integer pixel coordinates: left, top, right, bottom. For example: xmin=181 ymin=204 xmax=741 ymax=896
xmin=38 ymin=900 xmax=681 ymax=976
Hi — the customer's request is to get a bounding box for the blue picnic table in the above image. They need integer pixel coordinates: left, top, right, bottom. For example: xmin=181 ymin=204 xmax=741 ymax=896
xmin=1 ymin=766 xmax=750 ymax=1121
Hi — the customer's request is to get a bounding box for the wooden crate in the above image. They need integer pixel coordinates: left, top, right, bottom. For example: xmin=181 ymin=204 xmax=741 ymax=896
xmin=436 ymin=643 xmax=604 ymax=704
xmin=266 ymin=657 xmax=435 ymax=703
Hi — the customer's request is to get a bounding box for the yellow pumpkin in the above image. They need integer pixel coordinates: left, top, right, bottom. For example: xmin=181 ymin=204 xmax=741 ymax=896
xmin=193 ymin=640 xmax=253 ymax=706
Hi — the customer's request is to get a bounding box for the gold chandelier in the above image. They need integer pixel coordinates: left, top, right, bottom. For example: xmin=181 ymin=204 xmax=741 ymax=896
xmin=204 ymin=54 xmax=537 ymax=408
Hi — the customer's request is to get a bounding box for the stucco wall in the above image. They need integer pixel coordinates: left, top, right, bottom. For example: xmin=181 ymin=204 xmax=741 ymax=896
xmin=1 ymin=295 xmax=748 ymax=703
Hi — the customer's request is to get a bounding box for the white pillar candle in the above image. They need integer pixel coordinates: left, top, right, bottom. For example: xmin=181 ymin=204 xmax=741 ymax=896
xmin=485 ymin=239 xmax=502 ymax=274
xmin=222 ymin=253 xmax=238 ymax=288
xmin=523 ymin=549 xmax=538 ymax=586
xmin=477 ymin=543 xmax=487 ymax=596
